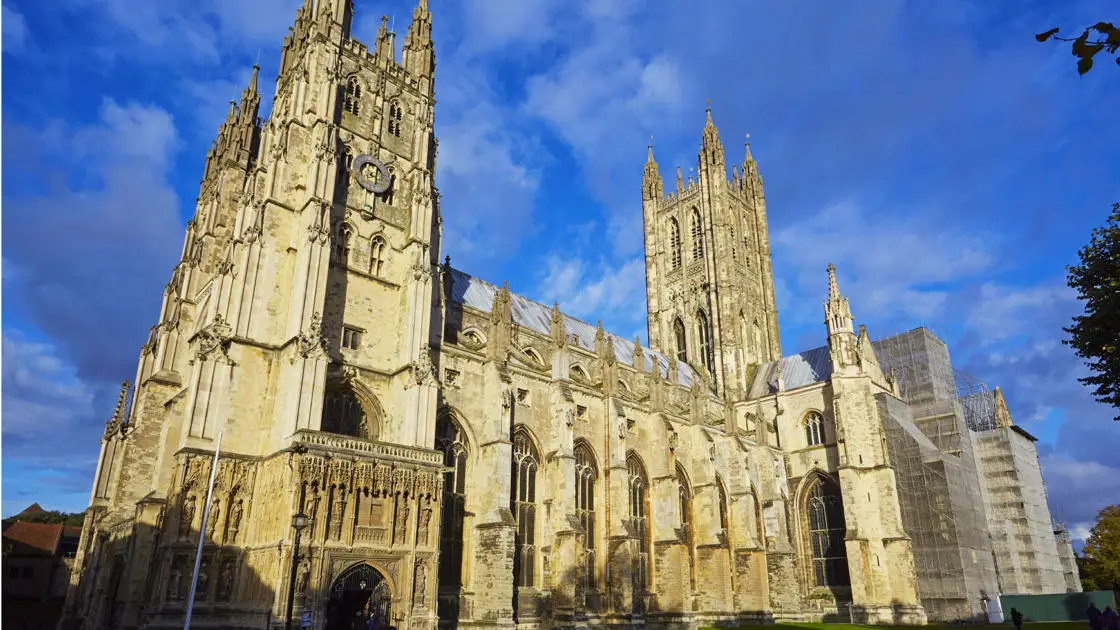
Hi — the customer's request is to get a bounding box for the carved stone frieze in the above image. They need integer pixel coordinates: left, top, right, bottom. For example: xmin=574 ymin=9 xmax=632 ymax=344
xmin=192 ymin=314 xmax=234 ymax=365
xmin=294 ymin=312 xmax=328 ymax=362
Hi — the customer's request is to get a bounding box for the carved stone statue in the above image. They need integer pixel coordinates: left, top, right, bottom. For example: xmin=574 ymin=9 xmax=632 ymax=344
xmin=227 ymin=499 xmax=243 ymax=543
xmin=206 ymin=498 xmax=220 ymax=539
xmin=413 ymin=562 xmax=427 ymax=607
xmin=295 ymin=560 xmax=311 ymax=601
xmin=216 ymin=557 xmax=235 ymax=601
xmin=394 ymin=497 xmax=411 ymax=545
xmin=180 ymin=495 xmax=197 ymax=539
xmin=197 ymin=556 xmax=212 ymax=597
xmin=167 ymin=560 xmax=184 ymax=600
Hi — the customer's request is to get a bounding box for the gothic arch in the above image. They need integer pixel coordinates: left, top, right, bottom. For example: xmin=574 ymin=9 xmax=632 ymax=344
xmin=512 ymin=426 xmax=542 ymax=590
xmin=802 ymin=409 xmax=826 ymax=447
xmin=569 ymin=363 xmax=590 ymax=383
xmin=794 ymin=471 xmax=850 ymax=590
xmin=521 ymin=346 xmax=545 ymax=368
xmin=343 ymin=75 xmax=364 ymax=115
xmin=437 ymin=405 xmax=479 ymax=455
xmin=327 ymin=561 xmax=395 ymax=626
xmin=322 ymin=375 xmax=384 ymax=440
xmin=696 ymin=309 xmax=715 ymax=375
xmin=673 ymin=317 xmax=688 ymax=363
xmin=715 ymin=474 xmax=731 ymax=534
xmin=668 ymin=217 xmax=683 ymax=270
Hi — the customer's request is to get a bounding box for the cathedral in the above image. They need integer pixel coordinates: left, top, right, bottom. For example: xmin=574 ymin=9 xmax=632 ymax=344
xmin=60 ymin=1 xmax=1080 ymax=629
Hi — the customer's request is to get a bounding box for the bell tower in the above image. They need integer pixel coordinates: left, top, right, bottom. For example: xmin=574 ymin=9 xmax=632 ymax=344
xmin=642 ymin=108 xmax=781 ymax=400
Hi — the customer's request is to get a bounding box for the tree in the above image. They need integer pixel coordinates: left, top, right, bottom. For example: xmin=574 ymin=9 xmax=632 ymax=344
xmin=1036 ymin=22 xmax=1120 ymax=75
xmin=1 ymin=509 xmax=85 ymax=528
xmin=1064 ymin=202 xmax=1120 ymax=421
xmin=1079 ymin=504 xmax=1120 ymax=592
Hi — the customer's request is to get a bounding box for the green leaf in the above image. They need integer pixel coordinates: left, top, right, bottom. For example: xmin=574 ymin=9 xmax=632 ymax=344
xmin=1079 ymin=56 xmax=1094 ymax=74
xmin=1036 ymin=27 xmax=1061 ymax=42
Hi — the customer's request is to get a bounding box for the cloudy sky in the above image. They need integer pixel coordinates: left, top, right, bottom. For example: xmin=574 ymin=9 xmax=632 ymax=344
xmin=3 ymin=0 xmax=1118 ymax=548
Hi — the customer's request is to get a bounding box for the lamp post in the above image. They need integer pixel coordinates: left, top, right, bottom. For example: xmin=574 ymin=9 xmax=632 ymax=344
xmin=285 ymin=512 xmax=311 ymax=630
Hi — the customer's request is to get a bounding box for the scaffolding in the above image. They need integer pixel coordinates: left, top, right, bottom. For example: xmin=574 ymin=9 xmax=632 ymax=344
xmin=871 ymin=328 xmax=1001 ymax=621
xmin=954 ymin=370 xmax=997 ymax=432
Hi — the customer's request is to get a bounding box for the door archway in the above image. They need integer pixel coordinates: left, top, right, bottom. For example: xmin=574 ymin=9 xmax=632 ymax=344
xmin=327 ymin=563 xmax=392 ymax=629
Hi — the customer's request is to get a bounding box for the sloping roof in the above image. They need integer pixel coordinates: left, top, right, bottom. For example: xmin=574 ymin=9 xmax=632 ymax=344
xmin=18 ymin=503 xmax=45 ymax=517
xmin=447 ymin=268 xmax=698 ymax=389
xmin=747 ymin=345 xmax=833 ymax=398
xmin=2 ymin=521 xmax=63 ymax=556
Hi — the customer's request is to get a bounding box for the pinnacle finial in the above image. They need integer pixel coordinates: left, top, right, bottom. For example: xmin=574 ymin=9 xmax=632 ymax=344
xmin=827 ymin=263 xmax=840 ymax=301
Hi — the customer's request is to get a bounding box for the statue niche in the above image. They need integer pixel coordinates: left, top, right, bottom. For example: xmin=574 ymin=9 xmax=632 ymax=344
xmin=320 ymin=381 xmax=381 ymax=441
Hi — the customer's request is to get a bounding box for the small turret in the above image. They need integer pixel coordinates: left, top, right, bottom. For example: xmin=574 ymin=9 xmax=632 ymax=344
xmin=824 ymin=264 xmax=859 ymax=371
xmin=643 ymin=141 xmax=663 ymax=201
xmin=403 ymin=0 xmax=435 ymax=85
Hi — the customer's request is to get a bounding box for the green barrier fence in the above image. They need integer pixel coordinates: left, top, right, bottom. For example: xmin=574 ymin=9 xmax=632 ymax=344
xmin=1000 ymin=591 xmax=1118 ymax=622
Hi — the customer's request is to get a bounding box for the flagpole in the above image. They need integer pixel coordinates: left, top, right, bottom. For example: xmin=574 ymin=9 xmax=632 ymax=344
xmin=184 ymin=429 xmax=223 ymax=629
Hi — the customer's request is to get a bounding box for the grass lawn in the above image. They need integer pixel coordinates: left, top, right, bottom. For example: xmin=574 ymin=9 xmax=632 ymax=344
xmin=698 ymin=618 xmax=1084 ymax=623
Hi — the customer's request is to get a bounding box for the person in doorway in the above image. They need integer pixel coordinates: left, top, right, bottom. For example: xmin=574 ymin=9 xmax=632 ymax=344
xmin=1101 ymin=606 xmax=1119 ymax=630
xmin=1088 ymin=602 xmax=1102 ymax=630
xmin=1010 ymin=607 xmax=1024 ymax=630
xmin=367 ymin=612 xmax=381 ymax=630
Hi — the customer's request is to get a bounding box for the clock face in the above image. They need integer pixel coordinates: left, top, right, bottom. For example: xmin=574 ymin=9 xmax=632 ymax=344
xmin=351 ymin=154 xmax=392 ymax=194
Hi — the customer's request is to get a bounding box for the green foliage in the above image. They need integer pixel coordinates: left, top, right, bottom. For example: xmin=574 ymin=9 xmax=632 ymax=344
xmin=1036 ymin=22 xmax=1120 ymax=75
xmin=1 ymin=509 xmax=85 ymax=528
xmin=1064 ymin=203 xmax=1120 ymax=421
xmin=1079 ymin=504 xmax=1120 ymax=592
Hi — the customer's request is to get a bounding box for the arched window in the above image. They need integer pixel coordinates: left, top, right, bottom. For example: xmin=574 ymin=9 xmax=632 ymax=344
xmin=370 ymin=236 xmax=386 ymax=277
xmin=512 ymin=430 xmax=539 ymax=588
xmin=805 ymin=411 xmax=825 ymax=446
xmin=388 ymin=101 xmax=403 ymax=137
xmin=321 ymin=386 xmax=367 ymax=438
xmin=752 ymin=320 xmax=763 ymax=358
xmin=574 ymin=443 xmax=597 ymax=590
xmin=436 ymin=414 xmax=468 ymax=592
xmin=690 ymin=207 xmax=704 ymax=260
xmin=677 ymin=465 xmax=696 ymax=591
xmin=335 ymin=224 xmax=353 ymax=264
xmin=669 ymin=218 xmax=682 ymax=270
xmin=344 ymin=77 xmax=361 ymax=115
xmin=570 ymin=364 xmax=589 ymax=383
xmin=697 ymin=311 xmax=715 ymax=374
xmin=627 ymin=454 xmax=651 ymax=613
xmin=673 ymin=318 xmax=687 ymax=363
xmin=806 ymin=478 xmax=850 ymax=587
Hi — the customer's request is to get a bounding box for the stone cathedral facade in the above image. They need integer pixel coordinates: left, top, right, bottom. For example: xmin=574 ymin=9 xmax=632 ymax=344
xmin=61 ymin=2 xmax=1075 ymax=629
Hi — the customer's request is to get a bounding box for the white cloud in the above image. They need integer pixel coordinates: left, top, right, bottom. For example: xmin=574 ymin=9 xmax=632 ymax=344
xmin=966 ymin=282 xmax=1076 ymax=345
xmin=1 ymin=332 xmax=98 ymax=440
xmin=536 ymin=256 xmax=646 ymax=331
xmin=2 ymin=3 xmax=29 ymax=54
xmin=772 ymin=199 xmax=995 ymax=329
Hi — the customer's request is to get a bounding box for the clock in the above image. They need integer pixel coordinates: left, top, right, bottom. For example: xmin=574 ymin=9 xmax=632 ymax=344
xmin=351 ymin=154 xmax=393 ymax=194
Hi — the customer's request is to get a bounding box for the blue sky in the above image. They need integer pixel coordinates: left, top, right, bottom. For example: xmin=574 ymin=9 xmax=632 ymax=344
xmin=3 ymin=0 xmax=1118 ymax=548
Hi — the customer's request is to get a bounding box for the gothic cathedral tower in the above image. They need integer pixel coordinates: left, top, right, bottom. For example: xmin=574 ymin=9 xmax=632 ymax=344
xmin=642 ymin=109 xmax=781 ymax=400
xmin=64 ymin=2 xmax=446 ymax=628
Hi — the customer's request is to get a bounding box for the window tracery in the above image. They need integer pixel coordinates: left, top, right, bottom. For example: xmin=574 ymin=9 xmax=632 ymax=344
xmin=677 ymin=465 xmax=697 ymax=591
xmin=806 ymin=478 xmax=850 ymax=587
xmin=370 ymin=235 xmax=386 ymax=277
xmin=673 ymin=318 xmax=687 ymax=363
xmin=690 ymin=207 xmax=704 ymax=260
xmin=512 ymin=430 xmax=539 ymax=588
xmin=344 ymin=77 xmax=361 ymax=115
xmin=697 ymin=310 xmax=715 ymax=374
xmin=321 ymin=386 xmax=368 ymax=438
xmin=388 ymin=101 xmax=403 ymax=137
xmin=575 ymin=443 xmax=597 ymax=590
xmin=804 ymin=411 xmax=825 ymax=447
xmin=627 ymin=453 xmax=651 ymax=612
xmin=335 ymin=224 xmax=353 ymax=264
xmin=436 ymin=414 xmax=467 ymax=591
xmin=669 ymin=218 xmax=682 ymax=270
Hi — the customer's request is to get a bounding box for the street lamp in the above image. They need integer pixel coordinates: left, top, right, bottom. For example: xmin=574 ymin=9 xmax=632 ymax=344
xmin=285 ymin=512 xmax=311 ymax=630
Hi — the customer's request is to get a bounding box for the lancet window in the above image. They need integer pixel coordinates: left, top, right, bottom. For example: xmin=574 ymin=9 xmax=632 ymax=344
xmin=673 ymin=318 xmax=687 ymax=363
xmin=344 ymin=77 xmax=361 ymax=115
xmin=436 ymin=414 xmax=468 ymax=591
xmin=574 ymin=443 xmax=597 ymax=589
xmin=370 ymin=236 xmax=386 ymax=277
xmin=677 ymin=465 xmax=696 ymax=591
xmin=806 ymin=478 xmax=850 ymax=587
xmin=512 ymin=430 xmax=539 ymax=588
xmin=805 ymin=411 xmax=825 ymax=447
xmin=690 ymin=208 xmax=704 ymax=260
xmin=669 ymin=218 xmax=682 ymax=270
xmin=627 ymin=454 xmax=651 ymax=612
xmin=697 ymin=310 xmax=715 ymax=374
xmin=388 ymin=101 xmax=403 ymax=137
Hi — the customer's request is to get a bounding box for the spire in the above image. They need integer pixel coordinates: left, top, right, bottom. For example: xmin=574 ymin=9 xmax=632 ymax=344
xmin=828 ymin=263 xmax=841 ymax=302
xmin=993 ymin=386 xmax=1014 ymax=428
xmin=700 ymin=102 xmax=725 ymax=167
xmin=676 ymin=166 xmax=684 ymax=193
xmin=642 ymin=139 xmax=663 ymax=201
xmin=824 ymin=264 xmax=858 ymax=370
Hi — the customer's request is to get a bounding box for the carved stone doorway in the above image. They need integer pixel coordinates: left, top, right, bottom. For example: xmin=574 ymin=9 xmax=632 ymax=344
xmin=326 ymin=563 xmax=392 ymax=630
